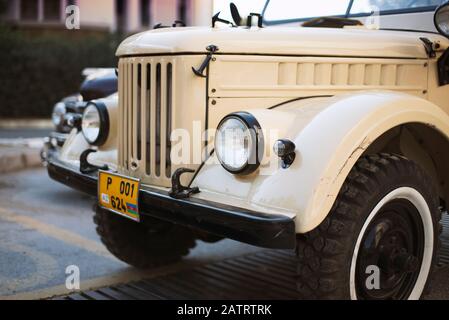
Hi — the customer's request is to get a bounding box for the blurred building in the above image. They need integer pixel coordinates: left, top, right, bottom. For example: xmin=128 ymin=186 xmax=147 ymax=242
xmin=1 ymin=0 xmax=213 ymax=32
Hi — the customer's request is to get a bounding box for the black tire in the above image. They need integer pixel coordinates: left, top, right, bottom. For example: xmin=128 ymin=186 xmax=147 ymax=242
xmin=296 ymin=153 xmax=442 ymax=300
xmin=94 ymin=206 xmax=196 ymax=268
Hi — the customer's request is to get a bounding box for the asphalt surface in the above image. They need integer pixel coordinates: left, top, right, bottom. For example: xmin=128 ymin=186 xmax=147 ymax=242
xmin=0 ymin=168 xmax=262 ymax=299
xmin=0 ymin=167 xmax=448 ymax=299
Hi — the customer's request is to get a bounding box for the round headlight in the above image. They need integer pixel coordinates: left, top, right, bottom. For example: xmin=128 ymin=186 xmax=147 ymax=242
xmin=81 ymin=101 xmax=109 ymax=146
xmin=52 ymin=102 xmax=66 ymax=127
xmin=215 ymin=112 xmax=264 ymax=175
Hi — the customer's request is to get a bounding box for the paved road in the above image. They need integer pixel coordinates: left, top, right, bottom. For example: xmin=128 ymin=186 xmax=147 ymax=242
xmin=0 ymin=168 xmax=262 ymax=299
xmin=0 ymin=167 xmax=448 ymax=300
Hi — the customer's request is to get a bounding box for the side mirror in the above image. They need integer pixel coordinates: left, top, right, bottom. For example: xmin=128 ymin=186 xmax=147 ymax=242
xmin=435 ymin=2 xmax=449 ymax=38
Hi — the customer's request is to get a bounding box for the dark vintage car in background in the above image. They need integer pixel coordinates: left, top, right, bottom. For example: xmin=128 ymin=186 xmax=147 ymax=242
xmin=42 ymin=68 xmax=117 ymax=161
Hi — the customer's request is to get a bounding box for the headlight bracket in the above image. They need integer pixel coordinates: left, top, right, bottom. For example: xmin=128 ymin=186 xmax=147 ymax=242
xmin=80 ymin=149 xmax=109 ymax=174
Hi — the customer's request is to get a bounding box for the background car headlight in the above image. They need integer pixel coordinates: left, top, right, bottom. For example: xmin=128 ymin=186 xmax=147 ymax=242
xmin=215 ymin=112 xmax=264 ymax=175
xmin=51 ymin=102 xmax=66 ymax=127
xmin=81 ymin=101 xmax=109 ymax=146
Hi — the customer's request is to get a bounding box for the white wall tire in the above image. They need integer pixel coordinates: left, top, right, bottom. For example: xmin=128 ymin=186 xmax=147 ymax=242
xmin=296 ymin=154 xmax=441 ymax=300
xmin=349 ymin=187 xmax=434 ymax=300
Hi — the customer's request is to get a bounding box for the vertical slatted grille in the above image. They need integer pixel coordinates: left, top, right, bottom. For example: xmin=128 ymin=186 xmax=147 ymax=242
xmin=118 ymin=57 xmax=174 ymax=186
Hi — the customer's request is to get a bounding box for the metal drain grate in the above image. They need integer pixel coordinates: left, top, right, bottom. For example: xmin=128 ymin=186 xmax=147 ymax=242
xmin=55 ymin=250 xmax=298 ymax=300
xmin=55 ymin=214 xmax=449 ymax=300
xmin=438 ymin=213 xmax=449 ymax=267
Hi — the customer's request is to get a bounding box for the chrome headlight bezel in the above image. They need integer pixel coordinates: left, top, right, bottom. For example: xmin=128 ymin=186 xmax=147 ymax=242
xmin=435 ymin=2 xmax=449 ymax=38
xmin=81 ymin=101 xmax=109 ymax=146
xmin=51 ymin=102 xmax=67 ymax=127
xmin=215 ymin=112 xmax=264 ymax=175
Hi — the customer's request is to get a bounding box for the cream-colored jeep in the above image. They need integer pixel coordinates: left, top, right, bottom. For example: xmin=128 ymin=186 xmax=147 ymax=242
xmin=47 ymin=1 xmax=449 ymax=300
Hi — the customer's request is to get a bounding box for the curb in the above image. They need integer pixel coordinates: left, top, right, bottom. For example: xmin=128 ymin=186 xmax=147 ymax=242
xmin=0 ymin=148 xmax=42 ymax=174
xmin=0 ymin=119 xmax=52 ymax=129
xmin=0 ymin=138 xmax=45 ymax=148
xmin=0 ymin=139 xmax=44 ymax=174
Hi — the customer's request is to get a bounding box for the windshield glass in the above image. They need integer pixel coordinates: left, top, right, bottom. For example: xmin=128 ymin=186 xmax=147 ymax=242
xmin=263 ymin=0 xmax=443 ymax=22
xmin=264 ymin=0 xmax=351 ymax=21
xmin=350 ymin=0 xmax=443 ymax=14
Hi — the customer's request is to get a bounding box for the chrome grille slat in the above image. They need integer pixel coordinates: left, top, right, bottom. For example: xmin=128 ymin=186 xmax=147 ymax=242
xmin=119 ymin=57 xmax=174 ymax=186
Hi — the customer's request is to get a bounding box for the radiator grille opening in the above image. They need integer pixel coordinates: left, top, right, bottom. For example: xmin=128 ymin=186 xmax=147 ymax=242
xmin=119 ymin=58 xmax=174 ymax=185
xmin=145 ymin=64 xmax=152 ymax=176
xmin=155 ymin=63 xmax=161 ymax=177
xmin=166 ymin=63 xmax=173 ymax=178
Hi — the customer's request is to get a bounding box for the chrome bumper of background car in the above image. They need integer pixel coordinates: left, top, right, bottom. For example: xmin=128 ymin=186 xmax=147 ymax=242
xmin=49 ymin=132 xmax=69 ymax=147
xmin=47 ymin=157 xmax=296 ymax=250
xmin=40 ymin=132 xmax=69 ymax=164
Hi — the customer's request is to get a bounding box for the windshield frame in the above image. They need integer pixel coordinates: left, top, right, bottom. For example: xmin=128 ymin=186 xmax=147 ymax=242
xmin=261 ymin=0 xmax=440 ymax=26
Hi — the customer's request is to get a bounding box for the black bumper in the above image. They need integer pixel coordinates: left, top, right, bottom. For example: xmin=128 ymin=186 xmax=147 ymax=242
xmin=47 ymin=160 xmax=296 ymax=249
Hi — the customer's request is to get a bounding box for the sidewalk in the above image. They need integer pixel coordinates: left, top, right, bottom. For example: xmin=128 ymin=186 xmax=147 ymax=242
xmin=0 ymin=119 xmax=51 ymax=174
xmin=0 ymin=119 xmax=52 ymax=129
xmin=0 ymin=139 xmax=44 ymax=174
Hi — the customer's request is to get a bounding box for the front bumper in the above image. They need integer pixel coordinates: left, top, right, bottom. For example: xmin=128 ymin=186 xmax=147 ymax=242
xmin=47 ymin=159 xmax=296 ymax=249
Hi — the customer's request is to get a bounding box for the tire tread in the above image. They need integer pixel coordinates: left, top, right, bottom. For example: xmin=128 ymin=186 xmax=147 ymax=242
xmin=94 ymin=206 xmax=196 ymax=269
xmin=296 ymin=153 xmax=442 ymax=299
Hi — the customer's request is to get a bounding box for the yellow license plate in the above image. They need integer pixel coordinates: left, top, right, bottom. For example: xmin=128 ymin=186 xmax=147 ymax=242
xmin=98 ymin=171 xmax=140 ymax=222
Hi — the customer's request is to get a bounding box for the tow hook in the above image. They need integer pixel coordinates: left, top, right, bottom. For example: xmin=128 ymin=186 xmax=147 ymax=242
xmin=80 ymin=149 xmax=108 ymax=174
xmin=169 ymin=168 xmax=200 ymax=199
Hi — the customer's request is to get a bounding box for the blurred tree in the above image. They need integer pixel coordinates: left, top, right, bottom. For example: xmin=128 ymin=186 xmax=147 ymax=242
xmin=0 ymin=0 xmax=7 ymax=16
xmin=0 ymin=27 xmax=123 ymax=118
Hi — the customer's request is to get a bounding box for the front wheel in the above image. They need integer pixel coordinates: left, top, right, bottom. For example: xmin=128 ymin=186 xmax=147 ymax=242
xmin=296 ymin=154 xmax=441 ymax=300
xmin=94 ymin=206 xmax=196 ymax=269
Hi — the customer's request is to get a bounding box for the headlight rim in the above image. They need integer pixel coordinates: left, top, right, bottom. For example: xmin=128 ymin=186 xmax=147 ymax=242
xmin=434 ymin=2 xmax=449 ymax=38
xmin=81 ymin=100 xmax=109 ymax=146
xmin=52 ymin=102 xmax=67 ymax=128
xmin=215 ymin=111 xmax=264 ymax=176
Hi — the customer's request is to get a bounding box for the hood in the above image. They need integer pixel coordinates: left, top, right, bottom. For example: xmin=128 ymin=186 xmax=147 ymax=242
xmin=116 ymin=26 xmax=446 ymax=59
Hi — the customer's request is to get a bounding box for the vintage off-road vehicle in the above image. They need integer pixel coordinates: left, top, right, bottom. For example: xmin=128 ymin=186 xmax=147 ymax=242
xmin=47 ymin=1 xmax=449 ymax=299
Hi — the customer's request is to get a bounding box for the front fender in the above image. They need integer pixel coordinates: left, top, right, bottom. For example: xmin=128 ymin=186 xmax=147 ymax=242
xmin=192 ymin=91 xmax=449 ymax=233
